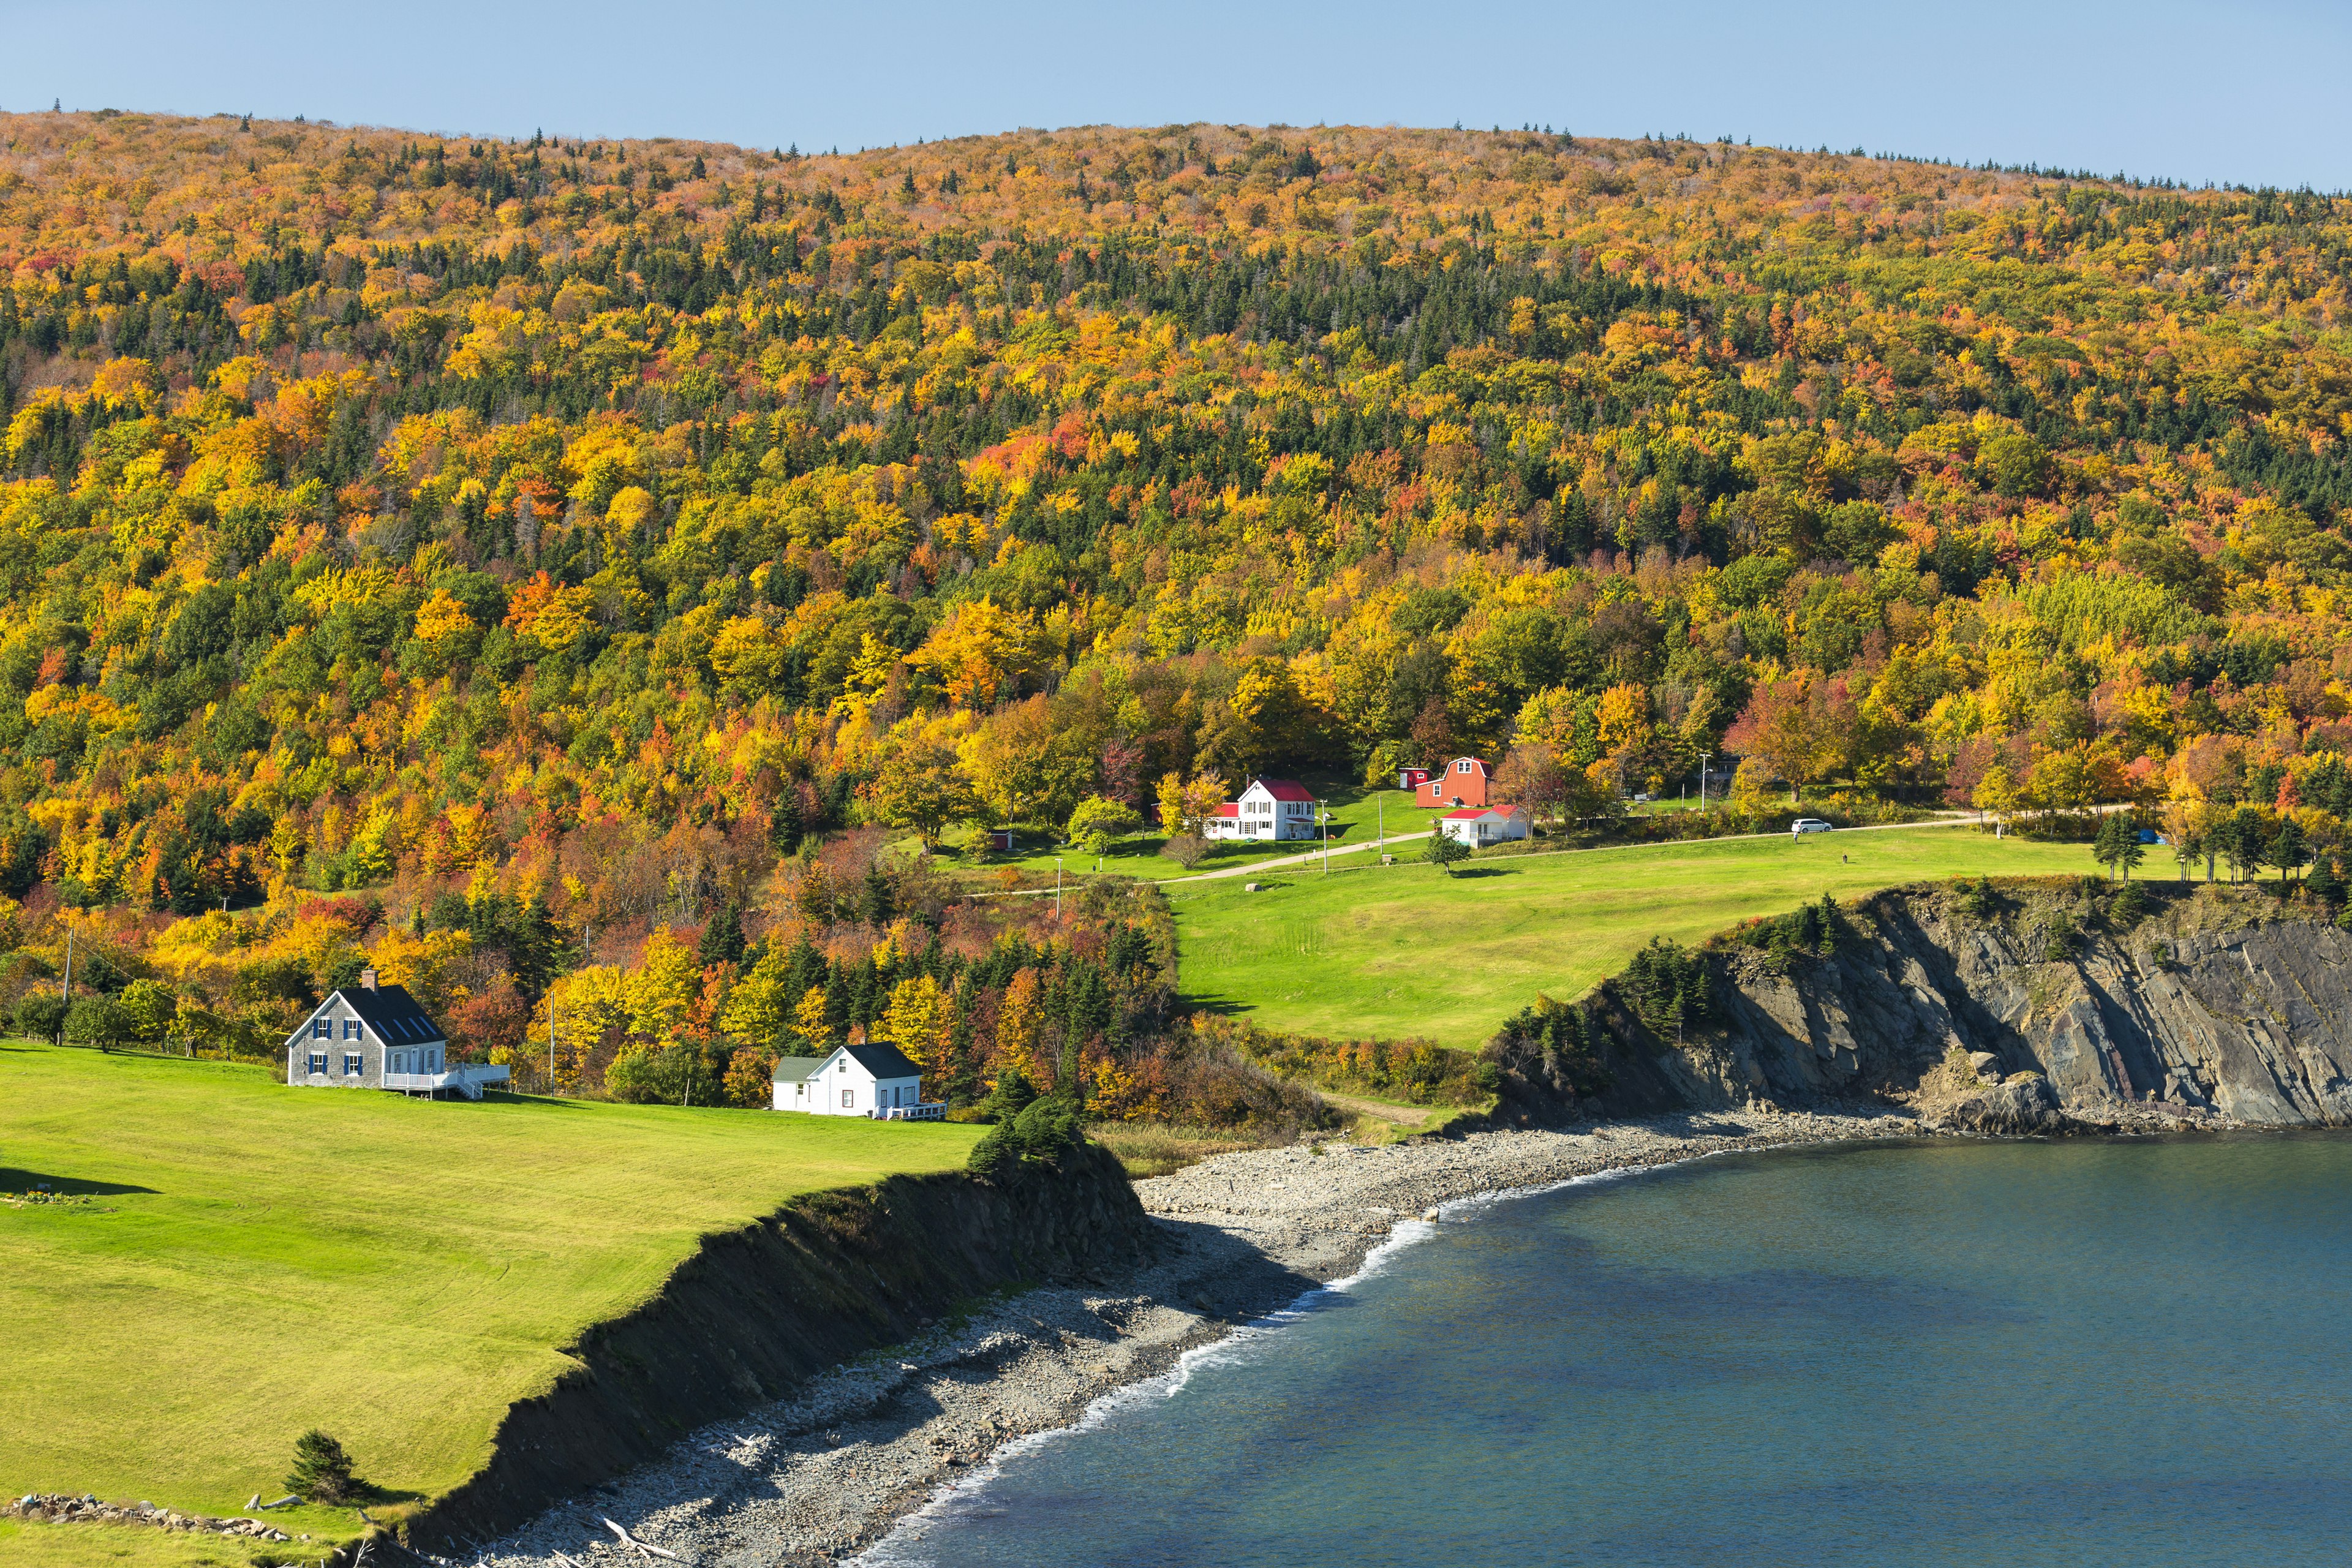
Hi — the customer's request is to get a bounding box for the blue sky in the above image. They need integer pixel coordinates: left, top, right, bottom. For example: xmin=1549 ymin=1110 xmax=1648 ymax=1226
xmin=2 ymin=0 xmax=2346 ymax=189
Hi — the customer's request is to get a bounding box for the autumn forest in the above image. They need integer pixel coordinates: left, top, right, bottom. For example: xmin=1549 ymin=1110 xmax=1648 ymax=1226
xmin=3 ymin=107 xmax=2351 ymax=1113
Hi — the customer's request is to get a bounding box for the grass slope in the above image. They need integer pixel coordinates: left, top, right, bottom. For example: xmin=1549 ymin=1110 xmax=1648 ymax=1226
xmin=0 ymin=1046 xmax=979 ymax=1555
xmin=1170 ymin=826 xmax=2097 ymax=1049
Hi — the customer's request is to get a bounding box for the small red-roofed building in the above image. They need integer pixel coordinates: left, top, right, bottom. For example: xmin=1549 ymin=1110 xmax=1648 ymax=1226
xmin=1437 ymin=805 xmax=1530 ymax=846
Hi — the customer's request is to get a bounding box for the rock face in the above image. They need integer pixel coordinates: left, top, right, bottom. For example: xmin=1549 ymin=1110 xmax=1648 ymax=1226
xmin=1584 ymin=883 xmax=2352 ymax=1129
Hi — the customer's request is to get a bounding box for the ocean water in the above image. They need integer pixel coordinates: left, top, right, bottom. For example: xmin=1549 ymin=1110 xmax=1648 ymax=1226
xmin=865 ymin=1136 xmax=2352 ymax=1568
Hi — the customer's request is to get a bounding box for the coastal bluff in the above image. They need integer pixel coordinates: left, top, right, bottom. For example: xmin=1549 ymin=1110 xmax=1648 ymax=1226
xmin=1568 ymin=881 xmax=2352 ymax=1131
xmin=405 ymin=1142 xmax=1152 ymax=1555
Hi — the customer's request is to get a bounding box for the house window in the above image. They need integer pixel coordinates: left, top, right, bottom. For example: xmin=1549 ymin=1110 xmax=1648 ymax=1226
xmin=842 ymin=1088 xmax=854 ymax=1108
xmin=313 ymin=1019 xmax=331 ymax=1039
xmin=345 ymin=1020 xmax=361 ymax=1039
xmin=1457 ymin=760 xmax=1472 ymax=774
xmin=344 ymin=1053 xmax=364 ymax=1076
xmin=307 ymin=1052 xmax=328 ymax=1075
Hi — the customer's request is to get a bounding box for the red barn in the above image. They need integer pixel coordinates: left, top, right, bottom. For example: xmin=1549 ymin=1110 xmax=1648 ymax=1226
xmin=1417 ymin=757 xmax=1493 ymax=809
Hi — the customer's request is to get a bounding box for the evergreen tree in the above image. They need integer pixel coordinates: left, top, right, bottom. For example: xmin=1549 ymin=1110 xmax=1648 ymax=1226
xmin=2269 ymin=818 xmax=2310 ymax=888
xmin=859 ymin=863 xmax=895 ymax=927
xmin=697 ymin=902 xmax=746 ymax=967
xmin=2094 ymin=814 xmax=2144 ymax=882
xmin=785 ymin=935 xmax=826 ymax=1002
xmin=286 ymin=1430 xmax=361 ymax=1504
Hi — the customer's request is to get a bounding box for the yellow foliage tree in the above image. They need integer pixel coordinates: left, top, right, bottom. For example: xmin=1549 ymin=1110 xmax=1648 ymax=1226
xmin=876 ymin=974 xmax=948 ymax=1067
xmin=625 ymin=926 xmax=701 ymax=1042
xmin=994 ymin=966 xmax=1044 ymax=1084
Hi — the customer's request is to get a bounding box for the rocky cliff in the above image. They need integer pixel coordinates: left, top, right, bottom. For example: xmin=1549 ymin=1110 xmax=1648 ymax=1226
xmin=1576 ymin=880 xmax=2352 ymax=1131
xmin=404 ymin=1143 xmax=1152 ymax=1554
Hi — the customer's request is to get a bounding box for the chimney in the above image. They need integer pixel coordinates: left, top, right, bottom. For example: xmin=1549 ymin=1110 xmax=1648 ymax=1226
xmin=360 ymin=967 xmax=379 ymax=992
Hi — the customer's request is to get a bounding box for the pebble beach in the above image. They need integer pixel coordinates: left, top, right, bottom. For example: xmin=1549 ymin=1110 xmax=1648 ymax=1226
xmin=465 ymin=1107 xmax=1914 ymax=1568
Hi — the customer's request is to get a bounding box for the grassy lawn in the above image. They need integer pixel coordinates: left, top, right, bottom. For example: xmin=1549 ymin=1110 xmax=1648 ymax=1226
xmin=1169 ymin=826 xmax=2097 ymax=1049
xmin=960 ymin=777 xmax=1444 ymax=884
xmin=0 ymin=1045 xmax=981 ymax=1561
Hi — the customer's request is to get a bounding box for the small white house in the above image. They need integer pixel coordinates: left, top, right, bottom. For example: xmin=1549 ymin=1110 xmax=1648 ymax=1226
xmin=1202 ymin=777 xmax=1318 ymax=842
xmin=1438 ymin=805 xmax=1531 ymax=846
xmin=283 ymin=968 xmax=510 ymax=1100
xmin=774 ymin=1041 xmax=943 ymax=1119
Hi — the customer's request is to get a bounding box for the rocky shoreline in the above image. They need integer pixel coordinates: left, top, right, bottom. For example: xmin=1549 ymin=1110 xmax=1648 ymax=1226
xmin=462 ymin=1107 xmax=1934 ymax=1568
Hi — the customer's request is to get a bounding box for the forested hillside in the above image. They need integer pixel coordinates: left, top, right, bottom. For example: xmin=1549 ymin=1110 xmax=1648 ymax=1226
xmin=4 ymin=108 xmax=2350 ymax=1091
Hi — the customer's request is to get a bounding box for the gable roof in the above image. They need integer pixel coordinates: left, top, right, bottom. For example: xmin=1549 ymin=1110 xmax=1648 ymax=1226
xmin=836 ymin=1041 xmax=925 ymax=1080
xmin=1441 ymin=808 xmax=1488 ymax=819
xmin=1213 ymin=802 xmax=1240 ymax=817
xmin=309 ymin=982 xmax=445 ymax=1043
xmin=1444 ymin=805 xmax=1525 ymax=820
xmin=1446 ymin=757 xmax=1490 ymax=775
xmin=772 ymin=1056 xmax=828 ymax=1083
xmin=1248 ymin=777 xmax=1316 ymax=802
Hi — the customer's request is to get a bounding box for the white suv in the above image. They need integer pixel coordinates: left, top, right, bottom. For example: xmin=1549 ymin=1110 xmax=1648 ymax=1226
xmin=1790 ymin=818 xmax=1833 ymax=836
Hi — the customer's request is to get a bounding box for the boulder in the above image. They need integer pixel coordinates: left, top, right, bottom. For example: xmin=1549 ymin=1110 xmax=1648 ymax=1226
xmin=1934 ymin=1076 xmax=2067 ymax=1135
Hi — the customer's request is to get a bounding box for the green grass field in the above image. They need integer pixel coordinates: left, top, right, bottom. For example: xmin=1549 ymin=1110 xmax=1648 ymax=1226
xmin=1169 ymin=825 xmax=2097 ymax=1049
xmin=0 ymin=1047 xmax=979 ymax=1561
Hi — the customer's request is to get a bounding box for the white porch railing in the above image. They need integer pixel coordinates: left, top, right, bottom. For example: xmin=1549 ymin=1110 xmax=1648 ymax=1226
xmin=872 ymin=1102 xmax=946 ymax=1121
xmin=384 ymin=1064 xmax=511 ymax=1099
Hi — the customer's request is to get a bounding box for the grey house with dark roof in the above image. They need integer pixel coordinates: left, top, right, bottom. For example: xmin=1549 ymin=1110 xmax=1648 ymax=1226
xmin=284 ymin=968 xmax=510 ymax=1100
xmin=772 ymin=1040 xmax=941 ymax=1119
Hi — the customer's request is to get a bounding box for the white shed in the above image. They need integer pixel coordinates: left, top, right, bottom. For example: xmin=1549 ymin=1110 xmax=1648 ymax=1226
xmin=773 ymin=1041 xmax=942 ymax=1120
xmin=1438 ymin=805 xmax=1531 ymax=846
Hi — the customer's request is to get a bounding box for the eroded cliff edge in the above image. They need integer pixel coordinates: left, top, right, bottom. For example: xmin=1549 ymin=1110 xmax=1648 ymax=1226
xmin=402 ymin=1143 xmax=1152 ymax=1555
xmin=1562 ymin=880 xmax=2352 ymax=1131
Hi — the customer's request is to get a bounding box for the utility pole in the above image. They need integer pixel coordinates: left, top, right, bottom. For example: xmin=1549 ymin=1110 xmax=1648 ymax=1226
xmin=548 ymin=991 xmax=557 ymax=1093
xmin=1320 ymin=804 xmax=1329 ymax=873
xmin=1054 ymin=857 xmax=1063 ymax=919
xmin=1378 ymin=790 xmax=1384 ymax=853
xmin=1698 ymin=752 xmax=1711 ymax=810
xmin=61 ymin=921 xmax=74 ymax=1005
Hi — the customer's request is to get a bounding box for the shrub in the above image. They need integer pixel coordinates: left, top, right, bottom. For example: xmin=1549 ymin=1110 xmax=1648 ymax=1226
xmin=1191 ymin=1015 xmax=1482 ymax=1107
xmin=63 ymin=993 xmax=128 ymax=1052
xmin=604 ymin=1042 xmax=714 ymax=1103
xmin=971 ymin=1069 xmax=1039 ymax=1123
xmin=1425 ymin=827 xmax=1472 ymax=875
xmin=968 ymin=1091 xmax=1084 ymax=1174
xmin=1956 ymin=875 xmax=2000 ymax=919
xmin=2042 ymin=913 xmax=2080 ymax=961
xmin=1741 ymin=893 xmax=1845 ymax=970
xmin=285 ymin=1430 xmax=361 ymax=1504
xmin=1159 ymin=832 xmax=1210 ymax=870
xmin=1487 ymin=995 xmax=1612 ymax=1099
xmin=14 ymin=992 xmax=66 ymax=1043
xmin=2109 ymin=881 xmax=2149 ymax=929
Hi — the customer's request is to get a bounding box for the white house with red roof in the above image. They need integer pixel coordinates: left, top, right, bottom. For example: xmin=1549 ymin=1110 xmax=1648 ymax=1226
xmin=1417 ymin=757 xmax=1493 ymax=809
xmin=1204 ymin=777 xmax=1319 ymax=841
xmin=1438 ymin=805 xmax=1530 ymax=846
